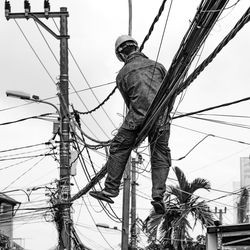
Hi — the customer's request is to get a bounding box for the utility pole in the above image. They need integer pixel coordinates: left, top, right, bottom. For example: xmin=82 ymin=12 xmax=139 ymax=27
xmin=121 ymin=159 xmax=131 ymax=250
xmin=214 ymin=207 xmax=227 ymax=224
xmin=58 ymin=6 xmax=71 ymax=250
xmin=121 ymin=1 xmax=133 ymax=249
xmin=130 ymin=157 xmax=137 ymax=250
xmin=5 ymin=1 xmax=71 ymax=249
xmin=130 ymin=154 xmax=142 ymax=249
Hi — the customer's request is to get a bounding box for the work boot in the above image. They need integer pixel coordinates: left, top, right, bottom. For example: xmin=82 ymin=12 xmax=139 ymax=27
xmin=89 ymin=189 xmax=119 ymax=203
xmin=101 ymin=189 xmax=119 ymax=198
xmin=151 ymin=199 xmax=165 ymax=214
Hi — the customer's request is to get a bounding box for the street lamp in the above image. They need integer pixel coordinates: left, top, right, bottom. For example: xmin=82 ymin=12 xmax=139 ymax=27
xmin=3 ymin=189 xmax=31 ymax=202
xmin=6 ymin=90 xmax=60 ymax=115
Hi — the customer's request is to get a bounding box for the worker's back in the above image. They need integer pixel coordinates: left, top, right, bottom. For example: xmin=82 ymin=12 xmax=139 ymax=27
xmin=116 ymin=51 xmax=167 ymax=130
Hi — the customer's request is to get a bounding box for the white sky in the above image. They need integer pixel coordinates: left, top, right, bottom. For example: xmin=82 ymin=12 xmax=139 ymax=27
xmin=1 ymin=0 xmax=250 ymax=249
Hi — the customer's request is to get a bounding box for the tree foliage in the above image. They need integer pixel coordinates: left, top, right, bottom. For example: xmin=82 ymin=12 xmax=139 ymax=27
xmin=143 ymin=166 xmax=214 ymax=250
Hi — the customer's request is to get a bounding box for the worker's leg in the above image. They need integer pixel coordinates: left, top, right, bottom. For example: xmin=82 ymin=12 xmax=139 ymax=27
xmin=149 ymin=123 xmax=171 ymax=201
xmin=104 ymin=127 xmax=137 ymax=194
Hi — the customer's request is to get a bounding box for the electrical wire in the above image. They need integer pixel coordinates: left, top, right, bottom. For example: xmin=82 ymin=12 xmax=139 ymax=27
xmin=0 ymin=152 xmax=56 ymax=162
xmin=137 ymin=161 xmax=248 ymax=213
xmin=0 ymin=81 xmax=115 ymax=113
xmin=2 ymin=149 xmax=53 ymax=191
xmin=185 ymin=115 xmax=250 ymax=130
xmin=134 ymin=0 xmax=230 ymax=148
xmin=0 ymin=113 xmax=54 ymax=126
xmin=0 ymin=155 xmax=45 ymax=171
xmin=71 ymin=134 xmax=121 ymax=222
xmin=155 ymin=0 xmax=173 ymax=63
xmin=172 ymin=123 xmax=250 ymax=146
xmin=6 ymin=2 xmax=250 ymax=244
xmin=14 ymin=19 xmax=56 ymax=85
xmin=72 ymin=178 xmax=116 ymax=250
xmin=51 ymin=18 xmax=116 ymax=136
xmin=139 ymin=0 xmax=169 ymax=52
xmin=0 ymin=142 xmax=49 ymax=154
xmin=14 ymin=15 xmax=100 ymax=142
xmin=173 ymin=96 xmax=250 ymax=120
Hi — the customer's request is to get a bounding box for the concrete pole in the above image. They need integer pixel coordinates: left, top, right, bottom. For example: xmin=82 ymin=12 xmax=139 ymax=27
xmin=130 ymin=158 xmax=137 ymax=249
xmin=121 ymin=159 xmax=131 ymax=250
xmin=121 ymin=1 xmax=133 ymax=249
xmin=58 ymin=7 xmax=71 ymax=250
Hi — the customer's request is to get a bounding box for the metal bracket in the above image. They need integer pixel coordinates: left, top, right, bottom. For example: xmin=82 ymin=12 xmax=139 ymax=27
xmin=31 ymin=13 xmax=69 ymax=40
xmin=5 ymin=11 xmax=70 ymax=40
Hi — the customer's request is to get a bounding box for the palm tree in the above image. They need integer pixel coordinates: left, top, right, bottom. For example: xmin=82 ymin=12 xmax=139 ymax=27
xmin=144 ymin=166 xmax=214 ymax=250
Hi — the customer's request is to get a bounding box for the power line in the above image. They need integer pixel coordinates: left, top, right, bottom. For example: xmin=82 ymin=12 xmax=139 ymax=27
xmin=185 ymin=115 xmax=250 ymax=130
xmin=14 ymin=16 xmax=101 ymax=142
xmin=14 ymin=19 xmax=57 ymax=85
xmin=0 ymin=113 xmax=54 ymax=126
xmin=173 ymin=96 xmax=250 ymax=120
xmin=2 ymin=151 xmax=52 ymax=191
xmin=0 ymin=142 xmax=48 ymax=154
xmin=134 ymin=0 xmax=232 ymax=148
xmin=51 ymin=18 xmax=116 ymax=135
xmin=172 ymin=123 xmax=250 ymax=146
xmin=139 ymin=0 xmax=169 ymax=52
xmin=0 ymin=81 xmax=115 ymax=113
xmin=155 ymin=0 xmax=173 ymax=63
xmin=72 ymin=178 xmax=116 ymax=250
xmin=0 ymin=152 xmax=56 ymax=162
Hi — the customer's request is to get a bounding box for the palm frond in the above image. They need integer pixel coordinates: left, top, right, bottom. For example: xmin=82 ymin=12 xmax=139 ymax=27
xmin=167 ymin=185 xmax=183 ymax=202
xmin=143 ymin=210 xmax=164 ymax=242
xmin=173 ymin=166 xmax=189 ymax=191
xmin=172 ymin=167 xmax=198 ymax=203
xmin=145 ymin=166 xmax=213 ymax=248
xmin=189 ymin=178 xmax=211 ymax=193
xmin=190 ymin=200 xmax=214 ymax=228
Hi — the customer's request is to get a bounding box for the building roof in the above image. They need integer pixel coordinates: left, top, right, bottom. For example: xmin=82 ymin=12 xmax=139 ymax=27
xmin=0 ymin=193 xmax=20 ymax=205
xmin=207 ymin=223 xmax=250 ymax=246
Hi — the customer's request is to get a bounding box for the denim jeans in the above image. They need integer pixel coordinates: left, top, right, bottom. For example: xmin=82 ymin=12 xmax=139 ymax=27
xmin=104 ymin=123 xmax=171 ymax=200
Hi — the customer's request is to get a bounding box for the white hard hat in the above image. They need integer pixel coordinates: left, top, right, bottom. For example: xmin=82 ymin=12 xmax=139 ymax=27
xmin=115 ymin=35 xmax=138 ymax=61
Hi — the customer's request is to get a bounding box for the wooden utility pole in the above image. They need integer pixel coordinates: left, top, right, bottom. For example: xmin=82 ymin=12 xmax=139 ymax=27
xmin=130 ymin=157 xmax=137 ymax=250
xmin=5 ymin=2 xmax=71 ymax=249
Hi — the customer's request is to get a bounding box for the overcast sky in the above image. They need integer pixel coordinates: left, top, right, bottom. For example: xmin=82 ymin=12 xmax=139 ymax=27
xmin=1 ymin=0 xmax=250 ymax=249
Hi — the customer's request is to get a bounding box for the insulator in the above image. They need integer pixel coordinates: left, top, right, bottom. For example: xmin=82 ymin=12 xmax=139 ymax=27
xmin=5 ymin=1 xmax=11 ymax=13
xmin=44 ymin=0 xmax=50 ymax=11
xmin=32 ymin=94 xmax=39 ymax=100
xmin=24 ymin=0 xmax=31 ymax=12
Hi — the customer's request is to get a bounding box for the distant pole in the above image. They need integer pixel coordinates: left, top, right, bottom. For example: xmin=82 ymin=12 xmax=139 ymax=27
xmin=214 ymin=207 xmax=227 ymax=225
xmin=130 ymin=157 xmax=137 ymax=249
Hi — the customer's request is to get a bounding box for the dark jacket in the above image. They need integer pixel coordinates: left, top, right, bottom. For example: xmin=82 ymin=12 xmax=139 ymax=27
xmin=116 ymin=51 xmax=167 ymax=130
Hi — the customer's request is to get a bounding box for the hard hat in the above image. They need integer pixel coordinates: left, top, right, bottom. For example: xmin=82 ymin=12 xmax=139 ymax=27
xmin=115 ymin=35 xmax=138 ymax=61
xmin=115 ymin=35 xmax=137 ymax=51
